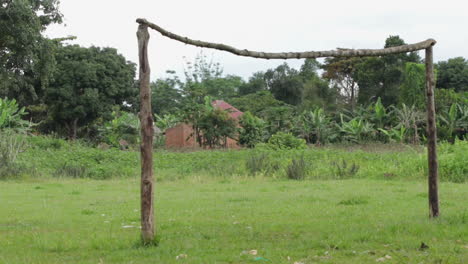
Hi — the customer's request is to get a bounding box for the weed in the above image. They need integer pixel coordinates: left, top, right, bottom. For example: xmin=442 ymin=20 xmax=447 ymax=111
xmin=332 ymin=160 xmax=360 ymax=179
xmin=54 ymin=163 xmax=88 ymax=178
xmin=286 ymin=156 xmax=307 ymax=180
xmin=338 ymin=196 xmax=369 ymax=205
xmin=245 ymin=153 xmax=270 ymax=176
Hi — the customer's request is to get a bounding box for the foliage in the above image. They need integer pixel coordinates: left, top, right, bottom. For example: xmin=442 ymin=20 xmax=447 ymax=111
xmin=99 ymin=110 xmax=140 ymax=148
xmin=295 ymin=108 xmax=336 ymax=145
xmin=151 ymin=72 xmax=183 ymax=115
xmin=238 ymin=112 xmax=266 ymax=148
xmin=0 ymin=97 xmax=30 ymax=130
xmin=245 ymin=153 xmax=279 ymax=176
xmin=338 ymin=115 xmax=374 ymax=143
xmin=438 ymin=103 xmax=468 ymax=143
xmin=183 ymin=52 xmax=244 ymax=102
xmin=332 ymin=160 xmax=360 ymax=179
xmin=436 ymin=57 xmax=468 ymax=92
xmin=378 ymin=127 xmax=406 ymax=143
xmin=183 ymin=96 xmax=237 ymax=148
xmin=155 ymin=113 xmax=180 ymax=131
xmin=0 ymin=0 xmax=62 ymax=105
xmin=0 ymin=130 xmax=28 ymax=178
xmin=438 ymin=140 xmax=468 ymax=183
xmin=393 ymin=104 xmax=425 ymax=144
xmin=260 ymin=132 xmax=307 ymax=150
xmin=400 ymin=63 xmax=426 ymax=109
xmin=228 ymin=91 xmax=285 ymax=116
xmin=46 ymin=45 xmax=136 ymax=139
xmin=355 ymin=36 xmax=420 ymax=106
xmin=286 ymin=156 xmax=307 ymax=180
xmin=322 ymin=57 xmax=362 ymax=109
xmin=435 ymin=89 xmax=468 ymax=112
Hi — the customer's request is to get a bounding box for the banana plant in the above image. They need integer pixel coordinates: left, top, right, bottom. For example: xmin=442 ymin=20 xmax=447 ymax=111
xmin=0 ymin=98 xmax=30 ymax=131
xmin=378 ymin=126 xmax=406 ymax=143
xmin=393 ymin=104 xmax=425 ymax=144
xmin=296 ymin=108 xmax=335 ymax=145
xmin=439 ymin=103 xmax=468 ymax=142
xmin=338 ymin=114 xmax=374 ymax=143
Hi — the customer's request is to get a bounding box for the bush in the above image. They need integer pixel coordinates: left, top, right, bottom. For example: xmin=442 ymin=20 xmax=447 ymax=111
xmin=238 ymin=112 xmax=266 ymax=148
xmin=260 ymin=132 xmax=307 ymax=150
xmin=332 ymin=160 xmax=360 ymax=179
xmin=0 ymin=130 xmax=28 ymax=179
xmin=0 ymin=98 xmax=30 ymax=131
xmin=286 ymin=156 xmax=307 ymax=180
xmin=28 ymin=136 xmax=66 ymax=150
xmin=245 ymin=153 xmax=280 ymax=176
xmin=438 ymin=140 xmax=468 ymax=183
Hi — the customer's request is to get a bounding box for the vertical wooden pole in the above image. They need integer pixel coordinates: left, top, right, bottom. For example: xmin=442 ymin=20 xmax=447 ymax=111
xmin=425 ymin=46 xmax=439 ymax=218
xmin=137 ymin=24 xmax=155 ymax=242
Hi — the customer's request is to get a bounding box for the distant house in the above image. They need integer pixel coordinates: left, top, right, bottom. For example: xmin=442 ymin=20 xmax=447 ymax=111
xmin=165 ymin=100 xmax=243 ymax=149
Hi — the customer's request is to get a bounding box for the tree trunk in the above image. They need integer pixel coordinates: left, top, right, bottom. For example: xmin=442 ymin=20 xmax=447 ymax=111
xmin=67 ymin=118 xmax=78 ymax=140
xmin=137 ymin=24 xmax=155 ymax=243
xmin=350 ymin=81 xmax=355 ymax=111
xmin=425 ymin=46 xmax=439 ymax=218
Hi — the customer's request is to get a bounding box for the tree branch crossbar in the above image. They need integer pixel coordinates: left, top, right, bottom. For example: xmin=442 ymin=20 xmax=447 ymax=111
xmin=136 ymin=18 xmax=436 ymax=59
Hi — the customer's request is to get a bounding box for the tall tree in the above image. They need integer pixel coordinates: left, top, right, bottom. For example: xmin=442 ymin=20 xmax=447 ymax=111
xmin=436 ymin=57 xmax=468 ymax=92
xmin=0 ymin=0 xmax=62 ymax=105
xmin=46 ymin=45 xmax=136 ymax=139
xmin=322 ymin=57 xmax=361 ymax=110
xmin=239 ymin=71 xmax=267 ymax=95
xmin=264 ymin=63 xmax=304 ymax=105
xmin=151 ymin=71 xmax=183 ymax=115
xmin=183 ymin=52 xmax=243 ymax=102
xmin=355 ymin=36 xmax=421 ymax=106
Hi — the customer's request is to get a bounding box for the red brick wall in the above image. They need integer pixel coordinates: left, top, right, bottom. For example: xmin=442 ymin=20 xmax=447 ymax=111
xmin=165 ymin=123 xmax=240 ymax=149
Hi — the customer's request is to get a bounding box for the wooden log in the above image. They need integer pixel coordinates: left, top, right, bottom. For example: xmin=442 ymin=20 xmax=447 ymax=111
xmin=136 ymin=18 xmax=436 ymax=59
xmin=425 ymin=46 xmax=439 ymax=218
xmin=137 ymin=24 xmax=155 ymax=243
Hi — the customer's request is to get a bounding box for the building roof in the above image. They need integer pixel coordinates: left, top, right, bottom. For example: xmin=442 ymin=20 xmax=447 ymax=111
xmin=212 ymin=100 xmax=243 ymax=119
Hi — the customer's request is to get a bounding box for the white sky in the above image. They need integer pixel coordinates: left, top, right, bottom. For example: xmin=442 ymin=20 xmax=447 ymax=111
xmin=46 ymin=0 xmax=468 ymax=80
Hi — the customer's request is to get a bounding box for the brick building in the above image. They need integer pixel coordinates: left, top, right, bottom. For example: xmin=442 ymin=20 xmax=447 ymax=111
xmin=165 ymin=100 xmax=243 ymax=149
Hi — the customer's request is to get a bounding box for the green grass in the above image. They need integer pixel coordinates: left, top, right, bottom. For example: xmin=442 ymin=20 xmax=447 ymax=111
xmin=13 ymin=137 xmax=468 ymax=183
xmin=1 ymin=138 xmax=467 ymax=263
xmin=1 ymin=178 xmax=467 ymax=263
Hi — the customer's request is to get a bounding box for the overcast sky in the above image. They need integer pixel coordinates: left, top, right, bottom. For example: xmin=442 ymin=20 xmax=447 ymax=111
xmin=46 ymin=0 xmax=468 ymax=80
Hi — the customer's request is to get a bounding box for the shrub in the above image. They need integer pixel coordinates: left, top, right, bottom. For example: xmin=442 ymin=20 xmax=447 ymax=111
xmin=438 ymin=140 xmax=468 ymax=183
xmin=262 ymin=132 xmax=307 ymax=150
xmin=332 ymin=160 xmax=360 ymax=179
xmin=238 ymin=112 xmax=266 ymax=148
xmin=54 ymin=163 xmax=89 ymax=178
xmin=286 ymin=156 xmax=307 ymax=180
xmin=0 ymin=98 xmax=30 ymax=131
xmin=245 ymin=153 xmax=271 ymax=176
xmin=0 ymin=130 xmax=28 ymax=179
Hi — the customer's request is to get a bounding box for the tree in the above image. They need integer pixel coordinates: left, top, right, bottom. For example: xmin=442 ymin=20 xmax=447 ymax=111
xmin=322 ymin=57 xmax=361 ymax=110
xmin=264 ymin=63 xmax=304 ymax=105
xmin=183 ymin=52 xmax=244 ymax=102
xmin=400 ymin=63 xmax=426 ymax=109
xmin=151 ymin=71 xmax=183 ymax=115
xmin=238 ymin=111 xmax=266 ymax=148
xmin=436 ymin=57 xmax=468 ymax=92
xmin=183 ymin=96 xmax=237 ymax=148
xmin=239 ymin=71 xmax=267 ymax=95
xmin=0 ymin=0 xmax=62 ymax=105
xmin=228 ymin=91 xmax=285 ymax=116
xmin=46 ymin=45 xmax=136 ymax=139
xmin=355 ymin=36 xmax=421 ymax=106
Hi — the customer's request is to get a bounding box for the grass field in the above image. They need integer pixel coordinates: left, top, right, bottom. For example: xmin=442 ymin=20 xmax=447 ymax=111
xmin=1 ymin=178 xmax=467 ymax=264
